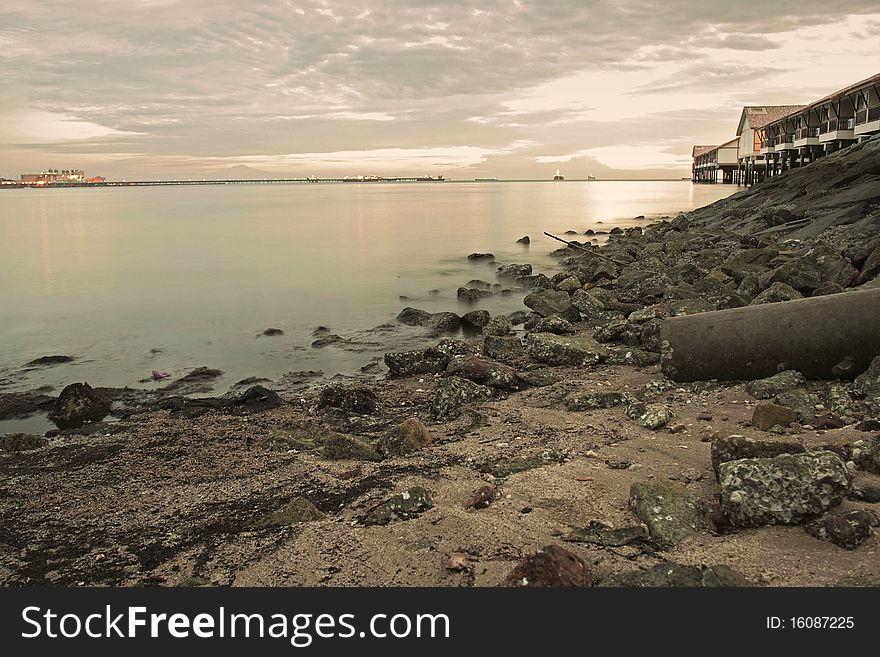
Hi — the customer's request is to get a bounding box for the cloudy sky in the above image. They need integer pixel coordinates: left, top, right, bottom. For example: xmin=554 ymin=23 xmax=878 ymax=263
xmin=1 ymin=0 xmax=879 ymax=180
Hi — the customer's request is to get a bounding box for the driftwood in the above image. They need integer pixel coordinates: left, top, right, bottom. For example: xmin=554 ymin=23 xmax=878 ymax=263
xmin=543 ymin=232 xmax=630 ymax=267
xmin=544 ymin=231 xmax=592 ymax=252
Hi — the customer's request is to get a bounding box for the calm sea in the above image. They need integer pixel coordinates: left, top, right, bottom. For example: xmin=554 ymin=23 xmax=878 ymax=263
xmin=0 ymin=181 xmax=737 ymax=403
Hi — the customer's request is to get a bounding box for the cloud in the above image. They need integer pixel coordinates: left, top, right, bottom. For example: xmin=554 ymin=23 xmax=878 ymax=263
xmin=1 ymin=1 xmax=879 ymax=177
xmin=2 ymin=111 xmax=142 ymax=143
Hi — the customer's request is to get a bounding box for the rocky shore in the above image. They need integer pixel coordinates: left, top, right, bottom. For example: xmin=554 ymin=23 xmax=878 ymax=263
xmin=1 ymin=137 xmax=879 ymax=587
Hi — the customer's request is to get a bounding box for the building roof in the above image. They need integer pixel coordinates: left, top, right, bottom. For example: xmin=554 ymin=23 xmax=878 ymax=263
xmin=736 ymin=105 xmax=806 ymax=135
xmin=768 ymin=71 xmax=880 ymax=125
xmin=692 ymin=144 xmax=716 ymax=157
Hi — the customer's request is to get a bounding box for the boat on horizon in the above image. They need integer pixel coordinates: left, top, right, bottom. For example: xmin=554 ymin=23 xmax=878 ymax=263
xmin=474 ymin=177 xmax=500 ymax=182
xmin=587 ymin=173 xmax=596 ymax=181
xmin=553 ymin=169 xmax=564 ymax=181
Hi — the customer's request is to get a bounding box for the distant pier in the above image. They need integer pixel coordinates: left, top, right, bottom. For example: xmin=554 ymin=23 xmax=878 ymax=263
xmin=0 ymin=175 xmax=445 ymax=190
xmin=692 ymin=72 xmax=880 ymax=186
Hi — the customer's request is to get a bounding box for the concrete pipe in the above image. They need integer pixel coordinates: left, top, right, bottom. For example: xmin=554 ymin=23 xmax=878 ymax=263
xmin=660 ymin=288 xmax=880 ymax=382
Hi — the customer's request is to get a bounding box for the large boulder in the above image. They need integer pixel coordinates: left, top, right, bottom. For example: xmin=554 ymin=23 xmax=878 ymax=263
xmin=384 ymin=346 xmax=450 ymax=377
xmin=322 ymin=434 xmax=382 ymax=461
xmin=718 ymin=451 xmax=851 ymax=526
xmin=316 ymin=385 xmax=377 ymax=414
xmin=774 ymin=388 xmax=820 ymax=423
xmin=533 ymin=315 xmax=576 ymax=334
xmin=751 ymin=282 xmax=803 ymax=305
xmin=457 ymin=287 xmax=493 ymax=304
xmin=462 ymin=309 xmax=491 ymax=328
xmin=751 ymin=401 xmax=798 ymax=431
xmin=0 ymin=433 xmax=49 ymax=452
xmin=496 ymin=263 xmax=532 ymax=279
xmin=606 ymin=347 xmax=660 ymax=366
xmin=432 ymin=376 xmax=493 ymax=419
xmin=555 ymin=276 xmax=582 ymax=293
xmin=483 ymin=314 xmax=512 ymax=336
xmin=626 ymin=402 xmax=673 ymax=430
xmin=384 ymin=339 xmax=480 ymax=377
xmin=502 ymin=545 xmax=593 ymax=587
xmin=616 ymin=268 xmax=672 ymax=299
xmin=523 ymin=289 xmax=572 ymax=318
xmin=759 ymin=257 xmax=822 ymax=293
xmin=396 ymin=307 xmax=461 ymax=330
xmin=710 ymin=435 xmax=805 ymax=476
xmin=446 ymin=356 xmax=520 ymax=390
xmin=362 ymin=487 xmax=434 ymax=525
xmin=629 ymin=481 xmax=705 ymax=546
xmin=853 ymin=356 xmax=880 ymax=397
xmin=599 ymin=563 xmax=751 ymax=587
xmin=483 ymin=335 xmax=526 ymax=363
xmin=805 ymin=510 xmax=876 ymax=550
xmin=855 ymin=435 xmax=880 ymax=475
xmin=526 ymin=333 xmax=608 ymax=367
xmin=376 ymin=417 xmax=433 ymax=457
xmin=564 ymin=390 xmax=627 ymax=411
xmin=48 ymin=382 xmax=110 ymax=429
xmin=745 ymin=370 xmax=806 ymax=399
xmin=516 ymin=273 xmax=552 ymax=289
xmin=857 ymin=244 xmax=880 ymax=285
xmin=569 ymin=289 xmax=605 ymax=319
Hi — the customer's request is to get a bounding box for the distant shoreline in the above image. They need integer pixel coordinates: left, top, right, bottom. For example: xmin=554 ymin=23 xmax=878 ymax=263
xmin=0 ymin=177 xmax=706 ymax=189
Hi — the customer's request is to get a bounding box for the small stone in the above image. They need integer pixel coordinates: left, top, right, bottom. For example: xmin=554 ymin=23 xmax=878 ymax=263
xmin=48 ymin=382 xmax=111 ymax=429
xmin=626 ymin=402 xmax=673 ymax=430
xmin=745 ymin=370 xmax=806 ymax=399
xmin=710 ymin=434 xmax=805 ymax=475
xmin=446 ymin=553 xmax=470 ymax=571
xmin=502 ymin=545 xmax=593 ymax=587
xmin=751 ymin=402 xmax=797 ymax=431
xmin=464 ymin=485 xmax=499 ymax=510
xmin=362 ymin=487 xmax=434 ymax=526
xmin=265 ymin=497 xmax=325 ymax=526
xmin=805 ymin=510 xmax=875 ymax=549
xmin=483 ymin=314 xmax=512 ymax=336
xmin=629 ymin=481 xmax=705 ymax=546
xmin=321 ymin=434 xmax=382 ymax=461
xmin=376 ymin=417 xmax=432 ymax=457
xmin=316 ymin=384 xmax=377 ymax=414
xmin=0 ymin=433 xmax=49 ymax=452
xmin=856 ymin=435 xmax=880 ymax=474
xmin=599 ymin=563 xmax=752 ymax=587
xmin=462 ymin=310 xmax=491 ymax=329
xmin=431 ymin=376 xmax=493 ymax=420
xmin=526 ymin=333 xmax=609 ymax=367
xmin=564 ymin=390 xmax=626 ymax=411
xmin=563 ymin=522 xmax=649 ymax=547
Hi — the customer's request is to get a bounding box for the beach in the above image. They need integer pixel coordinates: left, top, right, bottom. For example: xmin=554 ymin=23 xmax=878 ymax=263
xmin=1 ymin=139 xmax=880 ymax=587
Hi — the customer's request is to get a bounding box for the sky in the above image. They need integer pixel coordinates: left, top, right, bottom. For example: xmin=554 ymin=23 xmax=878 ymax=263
xmin=1 ymin=0 xmax=879 ymax=180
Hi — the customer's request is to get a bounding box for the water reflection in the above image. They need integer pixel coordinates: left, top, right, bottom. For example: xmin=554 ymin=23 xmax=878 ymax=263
xmin=0 ymin=182 xmax=737 ymax=393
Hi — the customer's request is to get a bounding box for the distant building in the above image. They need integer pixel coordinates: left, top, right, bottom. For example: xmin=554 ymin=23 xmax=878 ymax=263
xmin=20 ymin=168 xmax=93 ymax=185
xmin=692 ymin=72 xmax=880 ymax=186
xmin=759 ymin=72 xmax=880 ymax=180
xmin=692 ymin=138 xmax=738 ymax=183
xmin=735 ymin=105 xmax=805 ymax=184
xmin=553 ymin=168 xmax=564 ymax=181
